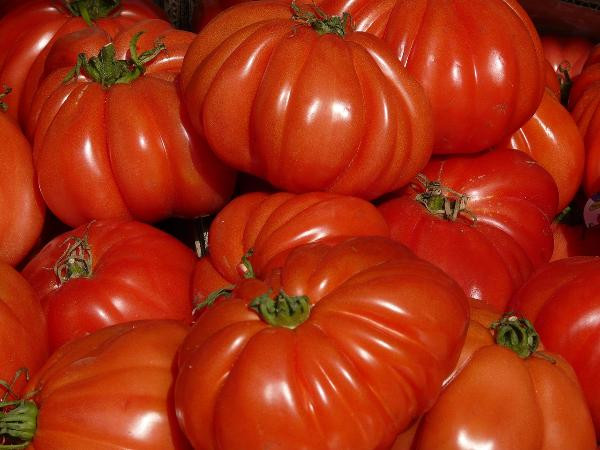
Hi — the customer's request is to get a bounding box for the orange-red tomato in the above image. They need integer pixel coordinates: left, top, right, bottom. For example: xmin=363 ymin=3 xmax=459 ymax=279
xmin=378 ymin=148 xmax=558 ymax=312
xmin=542 ymin=34 xmax=593 ymax=78
xmin=0 ymin=94 xmax=44 ymax=266
xmin=193 ymin=191 xmax=390 ymax=301
xmin=392 ymin=303 xmax=597 ymax=449
xmin=26 ymin=19 xmax=236 ymax=227
xmin=497 ymin=87 xmax=585 ymax=212
xmin=177 ymin=236 xmax=469 ymax=449
xmin=317 ymin=0 xmax=546 ymax=154
xmin=22 ymin=219 xmax=196 ymax=351
xmin=13 ymin=321 xmax=191 ymax=449
xmin=181 ymin=1 xmax=433 ymax=199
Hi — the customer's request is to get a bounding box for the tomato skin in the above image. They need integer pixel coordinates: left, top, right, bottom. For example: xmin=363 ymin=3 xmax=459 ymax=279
xmin=496 ymin=87 xmax=585 ymax=212
xmin=0 ymin=0 xmax=164 ymax=124
xmin=541 ymin=34 xmax=593 ymax=78
xmin=317 ymin=0 xmax=545 ymax=154
xmin=181 ymin=1 xmax=433 ymax=199
xmin=378 ymin=148 xmax=558 ymax=312
xmin=393 ymin=301 xmax=596 ymax=450
xmin=551 ymin=222 xmax=600 ymax=261
xmin=0 ymin=110 xmax=44 ymax=266
xmin=193 ymin=191 xmax=390 ymax=300
xmin=27 ymin=19 xmax=236 ymax=227
xmin=177 ymin=236 xmax=469 ymax=449
xmin=24 ymin=320 xmax=191 ymax=449
xmin=0 ymin=261 xmax=48 ymax=396
xmin=22 ymin=219 xmax=196 ymax=352
xmin=510 ymin=257 xmax=600 ymax=438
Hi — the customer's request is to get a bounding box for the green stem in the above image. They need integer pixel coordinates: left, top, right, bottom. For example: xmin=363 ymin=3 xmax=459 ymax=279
xmin=238 ymin=249 xmax=255 ymax=279
xmin=249 ymin=290 xmax=310 ymax=329
xmin=557 ymin=62 xmax=573 ymax=107
xmin=63 ymin=32 xmax=165 ymax=87
xmin=53 ymin=233 xmax=93 ymax=285
xmin=290 ymin=1 xmax=351 ymax=38
xmin=64 ymin=0 xmax=121 ymax=26
xmin=490 ymin=314 xmax=541 ymax=359
xmin=413 ymin=174 xmax=477 ymax=223
xmin=0 ymin=401 xmax=38 ymax=449
xmin=193 ymin=285 xmax=235 ymax=312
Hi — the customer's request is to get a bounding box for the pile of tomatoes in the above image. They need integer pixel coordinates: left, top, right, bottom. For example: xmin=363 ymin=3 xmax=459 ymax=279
xmin=1 ymin=0 xmax=599 ymax=448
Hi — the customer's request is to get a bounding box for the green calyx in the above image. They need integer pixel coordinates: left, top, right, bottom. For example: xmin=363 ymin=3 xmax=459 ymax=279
xmin=63 ymin=31 xmax=165 ymax=87
xmin=65 ymin=0 xmax=120 ymax=26
xmin=291 ymin=1 xmax=351 ymax=38
xmin=491 ymin=314 xmax=540 ymax=359
xmin=249 ymin=290 xmax=310 ymax=329
xmin=0 ymin=370 xmax=37 ymax=449
xmin=0 ymin=86 xmax=10 ymax=112
xmin=53 ymin=233 xmax=93 ymax=284
xmin=414 ymin=174 xmax=477 ymax=223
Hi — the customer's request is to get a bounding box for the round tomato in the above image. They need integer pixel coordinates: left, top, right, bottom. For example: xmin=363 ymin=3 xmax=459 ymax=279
xmin=392 ymin=305 xmax=596 ymax=449
xmin=21 ymin=219 xmax=196 ymax=351
xmin=510 ymin=257 xmax=600 ymax=438
xmin=181 ymin=1 xmax=433 ymax=199
xmin=193 ymin=191 xmax=390 ymax=301
xmin=0 ymin=261 xmax=48 ymax=397
xmin=542 ymin=34 xmax=593 ymax=78
xmin=378 ymin=148 xmax=558 ymax=312
xmin=176 ymin=236 xmax=469 ymax=449
xmin=0 ymin=0 xmax=164 ymax=124
xmin=317 ymin=0 xmax=546 ymax=154
xmin=496 ymin=87 xmax=585 ymax=212
xmin=0 ymin=320 xmax=190 ymax=449
xmin=26 ymin=19 xmax=236 ymax=227
xmin=0 ymin=89 xmax=44 ymax=266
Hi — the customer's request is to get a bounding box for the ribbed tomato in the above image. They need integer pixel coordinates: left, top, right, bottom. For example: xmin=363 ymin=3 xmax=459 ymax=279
xmin=176 ymin=236 xmax=469 ymax=449
xmin=181 ymin=1 xmax=433 ymax=199
xmin=378 ymin=148 xmax=558 ymax=312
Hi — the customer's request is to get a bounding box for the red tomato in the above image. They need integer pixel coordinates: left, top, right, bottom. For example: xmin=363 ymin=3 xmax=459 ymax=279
xmin=0 ymin=320 xmax=190 ymax=449
xmin=193 ymin=191 xmax=390 ymax=301
xmin=496 ymin=87 xmax=585 ymax=212
xmin=0 ymin=261 xmax=48 ymax=397
xmin=0 ymin=0 xmax=164 ymax=124
xmin=542 ymin=34 xmax=593 ymax=78
xmin=176 ymin=236 xmax=469 ymax=449
xmin=26 ymin=19 xmax=236 ymax=227
xmin=181 ymin=1 xmax=433 ymax=199
xmin=0 ymin=90 xmax=44 ymax=266
xmin=551 ymin=222 xmax=600 ymax=261
xmin=510 ymin=257 xmax=600 ymax=438
xmin=317 ymin=0 xmax=546 ymax=154
xmin=543 ymin=59 xmax=561 ymax=100
xmin=21 ymin=219 xmax=196 ymax=351
xmin=378 ymin=148 xmax=558 ymax=312
xmin=392 ymin=304 xmax=596 ymax=449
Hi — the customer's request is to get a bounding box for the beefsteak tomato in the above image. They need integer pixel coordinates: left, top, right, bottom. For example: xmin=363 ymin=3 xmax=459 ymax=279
xmin=27 ymin=19 xmax=236 ymax=227
xmin=0 ymin=89 xmax=45 ymax=267
xmin=0 ymin=0 xmax=164 ymax=124
xmin=21 ymin=219 xmax=196 ymax=351
xmin=392 ymin=305 xmax=597 ymax=449
xmin=181 ymin=1 xmax=433 ymax=199
xmin=0 ymin=320 xmax=190 ymax=449
xmin=378 ymin=148 xmax=558 ymax=312
xmin=193 ymin=191 xmax=390 ymax=301
xmin=510 ymin=257 xmax=600 ymax=438
xmin=176 ymin=236 xmax=469 ymax=449
xmin=317 ymin=0 xmax=546 ymax=154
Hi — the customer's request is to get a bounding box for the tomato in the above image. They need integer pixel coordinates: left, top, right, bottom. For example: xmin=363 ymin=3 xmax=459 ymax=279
xmin=543 ymin=59 xmax=561 ymax=100
xmin=392 ymin=304 xmax=596 ymax=449
xmin=176 ymin=236 xmax=469 ymax=449
xmin=181 ymin=1 xmax=433 ymax=199
xmin=0 ymin=0 xmax=164 ymax=124
xmin=569 ymin=56 xmax=600 ymax=198
xmin=552 ymin=222 xmax=600 ymax=261
xmin=26 ymin=19 xmax=236 ymax=227
xmin=0 ymin=320 xmax=190 ymax=449
xmin=496 ymin=87 xmax=585 ymax=212
xmin=510 ymin=257 xmax=600 ymax=438
xmin=0 ymin=89 xmax=44 ymax=267
xmin=378 ymin=148 xmax=558 ymax=312
xmin=193 ymin=191 xmax=390 ymax=301
xmin=542 ymin=34 xmax=593 ymax=78
xmin=317 ymin=0 xmax=546 ymax=154
xmin=21 ymin=219 xmax=196 ymax=351
xmin=0 ymin=261 xmax=48 ymax=397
